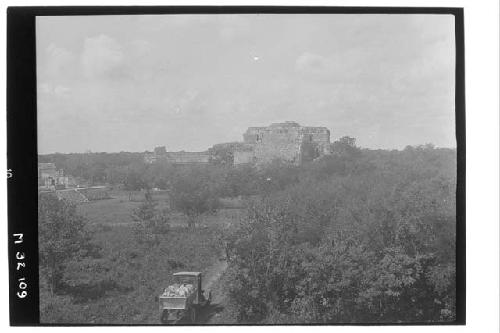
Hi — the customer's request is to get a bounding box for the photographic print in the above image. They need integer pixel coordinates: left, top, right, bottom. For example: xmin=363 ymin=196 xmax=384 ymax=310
xmin=29 ymin=9 xmax=463 ymax=325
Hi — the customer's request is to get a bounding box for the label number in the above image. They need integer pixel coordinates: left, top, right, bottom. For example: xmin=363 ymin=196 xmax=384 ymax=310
xmin=13 ymin=234 xmax=27 ymax=299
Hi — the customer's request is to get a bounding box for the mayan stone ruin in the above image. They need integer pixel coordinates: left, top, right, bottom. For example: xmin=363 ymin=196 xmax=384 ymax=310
xmin=234 ymin=121 xmax=331 ymax=165
xmin=146 ymin=121 xmax=331 ymax=166
xmin=144 ymin=149 xmax=210 ymax=164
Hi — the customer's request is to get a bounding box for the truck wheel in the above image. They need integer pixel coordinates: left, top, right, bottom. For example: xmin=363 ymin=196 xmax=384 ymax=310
xmin=160 ymin=310 xmax=169 ymax=324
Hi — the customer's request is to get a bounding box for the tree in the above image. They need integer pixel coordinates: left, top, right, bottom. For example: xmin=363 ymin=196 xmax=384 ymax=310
xmin=169 ymin=168 xmax=220 ymax=228
xmin=38 ymin=193 xmax=97 ymax=295
xmin=123 ymin=169 xmax=146 ymax=191
xmin=132 ymin=191 xmax=170 ymax=246
xmin=132 ymin=190 xmax=157 ymax=222
xmin=208 ymin=143 xmax=236 ymax=166
xmin=338 ymin=136 xmax=357 ymax=147
xmin=330 ymin=136 xmax=360 ymax=157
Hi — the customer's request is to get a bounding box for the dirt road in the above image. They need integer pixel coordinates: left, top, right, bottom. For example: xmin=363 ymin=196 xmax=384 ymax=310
xmin=203 ymin=259 xmax=228 ymax=291
xmin=190 ymin=258 xmax=229 ymax=324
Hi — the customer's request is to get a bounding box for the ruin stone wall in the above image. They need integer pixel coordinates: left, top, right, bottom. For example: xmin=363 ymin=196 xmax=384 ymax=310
xmin=300 ymin=127 xmax=330 ymax=144
xmin=165 ymin=151 xmax=210 ymax=164
xmin=234 ymin=150 xmax=255 ymax=164
xmin=238 ymin=122 xmax=331 ymax=165
xmin=253 ymin=141 xmax=302 ymax=164
xmin=299 ymin=127 xmax=331 ymax=155
xmin=252 ymin=125 xmax=303 ymax=164
xmin=146 ymin=121 xmax=331 ymax=166
xmin=243 ymin=127 xmax=267 ymax=143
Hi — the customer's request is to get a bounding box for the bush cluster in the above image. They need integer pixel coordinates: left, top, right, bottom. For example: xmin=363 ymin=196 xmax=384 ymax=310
xmin=221 ymin=144 xmax=456 ymax=323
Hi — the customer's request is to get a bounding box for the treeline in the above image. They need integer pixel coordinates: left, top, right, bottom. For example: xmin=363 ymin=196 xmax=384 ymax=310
xmin=36 ymin=137 xmax=376 ymax=190
xmin=38 ymin=142 xmax=455 ymax=199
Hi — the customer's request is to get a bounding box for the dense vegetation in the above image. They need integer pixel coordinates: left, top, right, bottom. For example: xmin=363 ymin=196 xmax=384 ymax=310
xmin=39 ymin=140 xmax=457 ymax=324
xmin=220 ymin=144 xmax=457 ymax=323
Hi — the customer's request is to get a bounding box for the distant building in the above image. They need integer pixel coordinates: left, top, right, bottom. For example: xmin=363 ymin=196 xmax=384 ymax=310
xmin=154 ymin=146 xmax=167 ymax=155
xmin=38 ymin=163 xmax=57 ymax=186
xmin=233 ymin=145 xmax=256 ymax=165
xmin=234 ymin=121 xmax=331 ymax=165
xmin=165 ymin=151 xmax=210 ymax=164
xmin=38 ymin=163 xmax=76 ymax=189
xmin=144 ymin=146 xmax=210 ymax=165
xmin=144 ymin=152 xmax=158 ymax=164
xmin=145 ymin=121 xmax=331 ymax=166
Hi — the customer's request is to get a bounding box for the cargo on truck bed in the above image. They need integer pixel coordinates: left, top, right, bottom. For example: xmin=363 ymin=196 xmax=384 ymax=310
xmin=162 ymin=283 xmax=195 ymax=297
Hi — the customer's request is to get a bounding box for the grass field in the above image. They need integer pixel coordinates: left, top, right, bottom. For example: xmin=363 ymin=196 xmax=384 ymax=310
xmin=77 ymin=190 xmax=246 ymax=227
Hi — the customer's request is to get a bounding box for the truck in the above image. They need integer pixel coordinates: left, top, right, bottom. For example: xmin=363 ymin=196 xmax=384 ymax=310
xmin=156 ymin=271 xmax=212 ymax=324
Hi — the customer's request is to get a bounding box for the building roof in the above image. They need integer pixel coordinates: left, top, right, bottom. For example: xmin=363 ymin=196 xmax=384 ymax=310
xmin=269 ymin=121 xmax=300 ymax=128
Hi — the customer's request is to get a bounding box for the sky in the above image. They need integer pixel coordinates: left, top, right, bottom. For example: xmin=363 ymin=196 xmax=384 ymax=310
xmin=36 ymin=14 xmax=456 ymax=154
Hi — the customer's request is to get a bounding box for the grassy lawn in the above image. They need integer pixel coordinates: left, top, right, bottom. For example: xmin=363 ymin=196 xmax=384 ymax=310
xmin=77 ymin=190 xmax=245 ymax=227
xmin=77 ymin=196 xmax=142 ymax=225
xmin=77 ymin=190 xmax=171 ymax=225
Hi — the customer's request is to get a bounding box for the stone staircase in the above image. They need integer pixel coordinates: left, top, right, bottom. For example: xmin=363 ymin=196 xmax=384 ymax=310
xmin=56 ymin=189 xmax=89 ymax=204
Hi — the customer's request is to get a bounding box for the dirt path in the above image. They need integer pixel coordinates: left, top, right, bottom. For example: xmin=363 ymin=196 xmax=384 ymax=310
xmin=203 ymin=259 xmax=228 ymax=291
xmin=190 ymin=258 xmax=229 ymax=324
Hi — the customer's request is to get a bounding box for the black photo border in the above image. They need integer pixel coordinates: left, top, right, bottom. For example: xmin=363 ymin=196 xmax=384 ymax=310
xmin=7 ymin=5 xmax=465 ymax=326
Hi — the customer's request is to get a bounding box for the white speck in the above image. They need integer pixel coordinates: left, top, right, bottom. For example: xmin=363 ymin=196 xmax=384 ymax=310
xmin=253 ymin=56 xmax=260 ymax=61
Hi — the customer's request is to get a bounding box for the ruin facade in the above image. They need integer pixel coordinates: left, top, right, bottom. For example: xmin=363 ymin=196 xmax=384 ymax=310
xmin=145 ymin=121 xmax=331 ymax=166
xmin=145 ymin=147 xmax=210 ymax=164
xmin=235 ymin=121 xmax=331 ymax=165
xmin=38 ymin=163 xmax=75 ymax=189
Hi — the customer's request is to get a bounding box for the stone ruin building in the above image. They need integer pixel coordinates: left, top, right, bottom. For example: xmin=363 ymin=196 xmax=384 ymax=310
xmin=144 ymin=147 xmax=210 ymax=164
xmin=145 ymin=121 xmax=331 ymax=166
xmin=233 ymin=121 xmax=331 ymax=165
xmin=38 ymin=163 xmax=75 ymax=189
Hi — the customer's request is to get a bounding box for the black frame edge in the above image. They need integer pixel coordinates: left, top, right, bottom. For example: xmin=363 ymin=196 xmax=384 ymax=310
xmin=454 ymin=8 xmax=466 ymax=325
xmin=7 ymin=7 xmax=40 ymax=326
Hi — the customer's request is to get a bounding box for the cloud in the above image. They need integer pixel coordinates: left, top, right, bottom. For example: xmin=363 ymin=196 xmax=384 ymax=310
xmin=295 ymin=52 xmax=358 ymax=82
xmin=295 ymin=52 xmax=327 ymax=73
xmin=54 ymin=85 xmax=71 ymax=96
xmin=43 ymin=44 xmax=76 ymax=79
xmin=39 ymin=83 xmax=71 ymax=97
xmin=81 ymin=34 xmax=125 ymax=79
xmin=217 ymin=15 xmax=252 ymax=41
xmin=130 ymin=39 xmax=152 ymax=57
